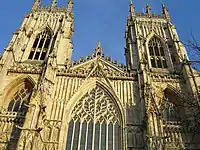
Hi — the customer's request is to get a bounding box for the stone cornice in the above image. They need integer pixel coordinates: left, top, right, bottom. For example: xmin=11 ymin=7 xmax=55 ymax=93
xmin=57 ymin=68 xmax=136 ymax=81
xmin=135 ymin=13 xmax=164 ymax=19
xmin=8 ymin=62 xmax=43 ymax=74
xmin=149 ymin=72 xmax=181 ymax=83
xmin=33 ymin=6 xmax=69 ymax=13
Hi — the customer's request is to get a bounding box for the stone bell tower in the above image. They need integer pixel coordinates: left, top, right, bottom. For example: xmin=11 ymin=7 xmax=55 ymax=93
xmin=0 ymin=0 xmax=75 ymax=95
xmin=125 ymin=1 xmax=200 ymax=149
xmin=0 ymin=0 xmax=75 ymax=149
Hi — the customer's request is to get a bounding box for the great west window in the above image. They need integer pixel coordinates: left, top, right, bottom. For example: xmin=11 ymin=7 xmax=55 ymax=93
xmin=148 ymin=37 xmax=168 ymax=69
xmin=66 ymin=87 xmax=122 ymax=150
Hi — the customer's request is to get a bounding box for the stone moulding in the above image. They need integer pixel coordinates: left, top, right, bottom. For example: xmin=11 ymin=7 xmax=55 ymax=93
xmin=57 ymin=69 xmax=136 ymax=80
xmin=150 ymin=72 xmax=181 ymax=82
xmin=8 ymin=62 xmax=43 ymax=74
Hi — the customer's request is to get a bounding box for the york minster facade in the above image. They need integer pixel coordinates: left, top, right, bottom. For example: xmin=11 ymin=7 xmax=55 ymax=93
xmin=0 ymin=0 xmax=200 ymax=149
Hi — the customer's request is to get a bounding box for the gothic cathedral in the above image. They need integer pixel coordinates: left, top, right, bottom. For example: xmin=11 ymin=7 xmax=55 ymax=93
xmin=0 ymin=0 xmax=200 ymax=150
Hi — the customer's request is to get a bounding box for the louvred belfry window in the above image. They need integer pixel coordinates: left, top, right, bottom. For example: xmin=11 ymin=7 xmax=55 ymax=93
xmin=66 ymin=87 xmax=122 ymax=150
xmin=28 ymin=30 xmax=51 ymax=60
xmin=148 ymin=37 xmax=168 ymax=68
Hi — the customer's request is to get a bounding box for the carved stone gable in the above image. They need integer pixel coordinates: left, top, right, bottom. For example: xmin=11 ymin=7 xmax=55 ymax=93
xmin=67 ymin=58 xmax=133 ymax=80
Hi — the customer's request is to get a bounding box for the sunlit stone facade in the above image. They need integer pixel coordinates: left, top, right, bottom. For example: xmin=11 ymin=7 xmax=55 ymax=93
xmin=0 ymin=0 xmax=200 ymax=150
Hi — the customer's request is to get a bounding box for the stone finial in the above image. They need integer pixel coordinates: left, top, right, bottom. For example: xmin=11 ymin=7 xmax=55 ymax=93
xmin=95 ymin=41 xmax=103 ymax=57
xmin=51 ymin=0 xmax=58 ymax=9
xmin=32 ymin=0 xmax=41 ymax=11
xmin=97 ymin=40 xmax=101 ymax=48
xmin=130 ymin=0 xmax=136 ymax=17
xmin=146 ymin=4 xmax=152 ymax=17
xmin=162 ymin=4 xmax=171 ymax=21
xmin=67 ymin=0 xmax=74 ymax=11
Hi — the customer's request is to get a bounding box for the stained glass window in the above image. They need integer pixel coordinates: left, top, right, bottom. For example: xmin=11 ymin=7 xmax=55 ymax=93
xmin=66 ymin=87 xmax=122 ymax=150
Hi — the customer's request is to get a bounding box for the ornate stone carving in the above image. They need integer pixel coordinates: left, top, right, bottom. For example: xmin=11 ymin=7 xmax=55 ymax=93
xmin=71 ymin=86 xmax=120 ymax=124
xmin=58 ymin=57 xmax=135 ymax=80
xmin=8 ymin=62 xmax=43 ymax=74
xmin=150 ymin=72 xmax=181 ymax=82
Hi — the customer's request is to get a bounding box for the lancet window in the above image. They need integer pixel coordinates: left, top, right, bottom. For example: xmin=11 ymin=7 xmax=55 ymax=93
xmin=28 ymin=30 xmax=51 ymax=60
xmin=66 ymin=87 xmax=122 ymax=150
xmin=148 ymin=37 xmax=168 ymax=68
xmin=8 ymin=84 xmax=33 ymax=114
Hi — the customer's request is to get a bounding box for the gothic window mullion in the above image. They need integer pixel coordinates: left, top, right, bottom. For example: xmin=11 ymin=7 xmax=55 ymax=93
xmin=114 ymin=123 xmax=119 ymax=150
xmin=113 ymin=124 xmax=115 ymax=150
xmin=152 ymin=46 xmax=157 ymax=68
xmin=157 ymin=44 xmax=166 ymax=69
xmin=71 ymin=120 xmax=78 ymax=150
xmin=92 ymin=93 xmax=97 ymax=150
xmin=77 ymin=121 xmax=83 ymax=150
xmin=87 ymin=121 xmax=93 ymax=150
xmin=38 ymin=37 xmax=45 ymax=60
xmin=39 ymin=33 xmax=48 ymax=60
xmin=13 ymin=96 xmax=21 ymax=112
xmin=106 ymin=123 xmax=109 ymax=150
xmin=80 ymin=121 xmax=87 ymax=150
xmin=84 ymin=122 xmax=89 ymax=150
xmin=108 ymin=124 xmax=113 ymax=150
xmin=18 ymin=95 xmax=23 ymax=112
xmin=28 ymin=30 xmax=52 ymax=61
xmin=73 ymin=121 xmax=80 ymax=150
xmin=148 ymin=37 xmax=168 ymax=69
xmin=12 ymin=100 xmax=16 ymax=112
xmin=94 ymin=122 xmax=100 ymax=150
xmin=101 ymin=122 xmax=106 ymax=150
xmin=33 ymin=34 xmax=42 ymax=60
xmin=66 ymin=120 xmax=73 ymax=150
xmin=37 ymin=32 xmax=45 ymax=59
xmin=99 ymin=123 xmax=102 ymax=150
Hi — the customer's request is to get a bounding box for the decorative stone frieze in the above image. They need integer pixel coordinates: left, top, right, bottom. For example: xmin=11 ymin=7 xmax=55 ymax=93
xmin=150 ymin=72 xmax=181 ymax=82
xmin=8 ymin=62 xmax=43 ymax=74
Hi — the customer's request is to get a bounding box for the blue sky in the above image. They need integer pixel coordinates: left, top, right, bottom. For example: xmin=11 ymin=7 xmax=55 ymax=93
xmin=0 ymin=0 xmax=199 ymax=64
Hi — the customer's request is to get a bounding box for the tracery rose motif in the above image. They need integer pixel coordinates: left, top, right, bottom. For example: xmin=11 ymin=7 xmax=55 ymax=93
xmin=71 ymin=87 xmax=120 ymax=123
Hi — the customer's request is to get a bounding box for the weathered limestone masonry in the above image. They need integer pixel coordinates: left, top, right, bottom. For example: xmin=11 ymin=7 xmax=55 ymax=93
xmin=0 ymin=0 xmax=199 ymax=149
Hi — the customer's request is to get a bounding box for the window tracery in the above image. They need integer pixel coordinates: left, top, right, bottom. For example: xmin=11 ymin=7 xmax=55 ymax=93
xmin=148 ymin=37 xmax=168 ymax=69
xmin=162 ymin=94 xmax=181 ymax=122
xmin=7 ymin=85 xmax=33 ymax=114
xmin=28 ymin=30 xmax=51 ymax=60
xmin=66 ymin=87 xmax=122 ymax=150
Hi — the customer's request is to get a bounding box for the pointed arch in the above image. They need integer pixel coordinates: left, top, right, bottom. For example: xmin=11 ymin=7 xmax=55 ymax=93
xmin=146 ymin=32 xmax=166 ymax=46
xmin=164 ymin=84 xmax=183 ymax=99
xmin=2 ymin=75 xmax=35 ymax=112
xmin=2 ymin=75 xmax=36 ymax=149
xmin=65 ymin=79 xmax=124 ymax=124
xmin=161 ymin=84 xmax=184 ymax=122
xmin=34 ymin=24 xmax=54 ymax=37
xmin=28 ymin=24 xmax=54 ymax=61
xmin=3 ymin=75 xmax=35 ymax=99
xmin=63 ymin=79 xmax=124 ymax=150
xmin=146 ymin=32 xmax=168 ymax=69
